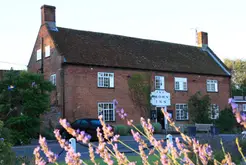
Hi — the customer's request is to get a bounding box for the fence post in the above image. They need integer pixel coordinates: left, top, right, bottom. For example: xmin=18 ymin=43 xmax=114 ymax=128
xmin=69 ymin=138 xmax=76 ymax=152
xmin=166 ymin=134 xmax=173 ymax=154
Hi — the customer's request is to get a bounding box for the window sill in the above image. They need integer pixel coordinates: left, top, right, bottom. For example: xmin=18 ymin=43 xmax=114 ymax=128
xmin=175 ymin=90 xmax=188 ymax=92
xmin=97 ymin=87 xmax=115 ymax=89
xmin=207 ymin=91 xmax=219 ymax=93
xmin=175 ymin=119 xmax=189 ymax=121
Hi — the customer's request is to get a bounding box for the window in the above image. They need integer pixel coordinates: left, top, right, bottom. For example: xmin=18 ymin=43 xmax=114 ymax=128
xmin=155 ymin=76 xmax=164 ymax=90
xmin=176 ymin=104 xmax=188 ymax=120
xmin=243 ymin=104 xmax=246 ymax=112
xmin=98 ymin=102 xmax=115 ymax=121
xmin=210 ymin=104 xmax=219 ymax=119
xmin=50 ymin=74 xmax=56 ymax=86
xmin=207 ymin=80 xmax=218 ymax=92
xmin=45 ymin=45 xmax=50 ymax=57
xmin=97 ymin=72 xmax=114 ymax=88
xmin=36 ymin=49 xmax=41 ymax=61
xmin=175 ymin=77 xmax=187 ymax=91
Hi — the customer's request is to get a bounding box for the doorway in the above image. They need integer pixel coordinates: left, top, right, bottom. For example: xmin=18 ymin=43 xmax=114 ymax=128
xmin=156 ymin=107 xmax=165 ymax=129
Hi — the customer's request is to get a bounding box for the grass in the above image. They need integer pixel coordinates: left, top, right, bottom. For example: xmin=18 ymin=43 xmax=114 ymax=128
xmin=58 ymin=155 xmax=159 ymax=165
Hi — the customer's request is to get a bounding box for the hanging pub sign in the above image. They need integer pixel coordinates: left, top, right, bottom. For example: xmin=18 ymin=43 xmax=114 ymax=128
xmin=150 ymin=90 xmax=171 ymax=107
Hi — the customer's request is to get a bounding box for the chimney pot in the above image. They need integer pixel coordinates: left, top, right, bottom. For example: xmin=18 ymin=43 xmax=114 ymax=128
xmin=197 ymin=31 xmax=208 ymax=47
xmin=41 ymin=5 xmax=56 ymax=28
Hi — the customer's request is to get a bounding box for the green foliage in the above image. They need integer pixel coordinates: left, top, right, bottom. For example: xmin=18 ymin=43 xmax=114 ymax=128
xmin=15 ymin=156 xmax=34 ymax=165
xmin=128 ymin=73 xmax=151 ymax=117
xmin=238 ymin=138 xmax=246 ymax=154
xmin=134 ymin=124 xmax=144 ymax=134
xmin=40 ymin=127 xmax=56 ymax=140
xmin=152 ymin=122 xmax=162 ymax=133
xmin=188 ymin=92 xmax=211 ymax=124
xmin=0 ymin=120 xmax=16 ymax=165
xmin=215 ymin=107 xmax=237 ymax=132
xmin=224 ymin=59 xmax=246 ymax=86
xmin=0 ymin=70 xmax=54 ymax=145
xmin=114 ymin=125 xmax=130 ymax=136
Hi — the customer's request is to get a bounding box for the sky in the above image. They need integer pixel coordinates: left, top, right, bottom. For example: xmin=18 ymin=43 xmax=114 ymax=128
xmin=0 ymin=0 xmax=245 ymax=70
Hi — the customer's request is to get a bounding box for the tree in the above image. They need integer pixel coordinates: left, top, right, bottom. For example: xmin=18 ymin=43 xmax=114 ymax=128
xmin=188 ymin=92 xmax=211 ymax=124
xmin=224 ymin=59 xmax=246 ymax=96
xmin=0 ymin=70 xmax=54 ymax=144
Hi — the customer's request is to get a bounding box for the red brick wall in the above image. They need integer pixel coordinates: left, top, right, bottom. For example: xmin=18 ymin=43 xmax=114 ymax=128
xmin=63 ymin=65 xmax=231 ymax=125
xmin=27 ymin=25 xmax=64 ymax=128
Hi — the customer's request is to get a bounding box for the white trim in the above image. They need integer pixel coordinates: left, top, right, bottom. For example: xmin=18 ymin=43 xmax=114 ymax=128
xmin=174 ymin=77 xmax=188 ymax=91
xmin=97 ymin=102 xmax=115 ymax=121
xmin=50 ymin=74 xmax=56 ymax=86
xmin=36 ymin=49 xmax=41 ymax=61
xmin=210 ymin=104 xmax=219 ymax=119
xmin=175 ymin=103 xmax=189 ymax=120
xmin=45 ymin=45 xmax=50 ymax=57
xmin=155 ymin=76 xmax=165 ymax=90
xmin=243 ymin=104 xmax=246 ymax=111
xmin=202 ymin=48 xmax=231 ymax=76
xmin=207 ymin=79 xmax=218 ymax=92
xmin=234 ymin=101 xmax=246 ymax=103
xmin=97 ymin=72 xmax=114 ymax=88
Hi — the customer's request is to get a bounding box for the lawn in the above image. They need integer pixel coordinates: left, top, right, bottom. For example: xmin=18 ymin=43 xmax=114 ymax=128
xmin=58 ymin=155 xmax=159 ymax=165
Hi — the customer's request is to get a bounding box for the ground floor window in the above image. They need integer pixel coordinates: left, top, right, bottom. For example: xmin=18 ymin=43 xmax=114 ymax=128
xmin=98 ymin=102 xmax=115 ymax=121
xmin=176 ymin=104 xmax=188 ymax=120
xmin=210 ymin=104 xmax=219 ymax=119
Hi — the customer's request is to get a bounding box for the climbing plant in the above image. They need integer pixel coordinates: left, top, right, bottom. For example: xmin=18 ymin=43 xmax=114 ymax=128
xmin=128 ymin=73 xmax=151 ymax=118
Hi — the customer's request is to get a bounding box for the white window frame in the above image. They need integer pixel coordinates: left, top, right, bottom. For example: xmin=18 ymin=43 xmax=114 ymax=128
xmin=98 ymin=102 xmax=115 ymax=121
xmin=175 ymin=104 xmax=189 ymax=120
xmin=155 ymin=76 xmax=165 ymax=90
xmin=50 ymin=74 xmax=56 ymax=86
xmin=45 ymin=45 xmax=50 ymax=57
xmin=97 ymin=72 xmax=114 ymax=88
xmin=210 ymin=104 xmax=219 ymax=119
xmin=36 ymin=49 xmax=41 ymax=61
xmin=174 ymin=77 xmax=188 ymax=91
xmin=243 ymin=104 xmax=246 ymax=112
xmin=207 ymin=80 xmax=218 ymax=92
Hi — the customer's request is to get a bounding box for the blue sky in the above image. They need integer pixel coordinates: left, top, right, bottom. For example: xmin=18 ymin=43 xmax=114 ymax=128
xmin=0 ymin=0 xmax=245 ymax=70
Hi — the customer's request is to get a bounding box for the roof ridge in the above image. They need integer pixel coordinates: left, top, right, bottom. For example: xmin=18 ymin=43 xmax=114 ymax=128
xmin=55 ymin=26 xmax=201 ymax=49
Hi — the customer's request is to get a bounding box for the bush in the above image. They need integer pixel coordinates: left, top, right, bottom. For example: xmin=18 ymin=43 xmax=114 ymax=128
xmin=152 ymin=122 xmax=162 ymax=134
xmin=0 ymin=120 xmax=16 ymax=164
xmin=114 ymin=125 xmax=130 ymax=136
xmin=134 ymin=124 xmax=144 ymax=134
xmin=215 ymin=107 xmax=237 ymax=133
xmin=40 ymin=127 xmax=56 ymax=140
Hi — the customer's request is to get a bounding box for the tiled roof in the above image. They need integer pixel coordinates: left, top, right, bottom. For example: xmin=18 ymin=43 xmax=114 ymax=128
xmin=49 ymin=27 xmax=230 ymax=76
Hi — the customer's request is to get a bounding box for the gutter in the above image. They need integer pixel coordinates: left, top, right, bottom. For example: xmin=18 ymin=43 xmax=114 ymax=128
xmin=202 ymin=47 xmax=231 ymax=76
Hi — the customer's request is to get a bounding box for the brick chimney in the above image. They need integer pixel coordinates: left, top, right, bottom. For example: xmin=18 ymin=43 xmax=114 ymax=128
xmin=197 ymin=31 xmax=208 ymax=47
xmin=41 ymin=5 xmax=56 ymax=29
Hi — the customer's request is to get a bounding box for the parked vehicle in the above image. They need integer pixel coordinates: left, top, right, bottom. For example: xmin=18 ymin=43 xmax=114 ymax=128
xmin=56 ymin=118 xmax=114 ymax=141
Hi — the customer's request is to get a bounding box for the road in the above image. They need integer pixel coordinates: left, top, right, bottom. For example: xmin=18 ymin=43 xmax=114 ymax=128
xmin=12 ymin=134 xmax=238 ymax=163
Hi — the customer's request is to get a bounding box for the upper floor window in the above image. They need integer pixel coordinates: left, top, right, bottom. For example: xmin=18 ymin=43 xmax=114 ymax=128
xmin=176 ymin=104 xmax=188 ymax=120
xmin=97 ymin=72 xmax=114 ymax=88
xmin=175 ymin=77 xmax=187 ymax=91
xmin=210 ymin=104 xmax=219 ymax=119
xmin=50 ymin=74 xmax=56 ymax=86
xmin=155 ymin=76 xmax=164 ymax=90
xmin=98 ymin=102 xmax=115 ymax=121
xmin=45 ymin=45 xmax=50 ymax=57
xmin=36 ymin=49 xmax=41 ymax=61
xmin=207 ymin=80 xmax=218 ymax=92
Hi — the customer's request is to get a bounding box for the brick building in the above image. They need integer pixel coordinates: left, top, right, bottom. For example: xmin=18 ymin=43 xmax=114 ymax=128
xmin=28 ymin=5 xmax=231 ymax=128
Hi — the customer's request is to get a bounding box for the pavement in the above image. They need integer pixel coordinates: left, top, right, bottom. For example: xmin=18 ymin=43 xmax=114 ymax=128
xmin=12 ymin=133 xmax=240 ymax=163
